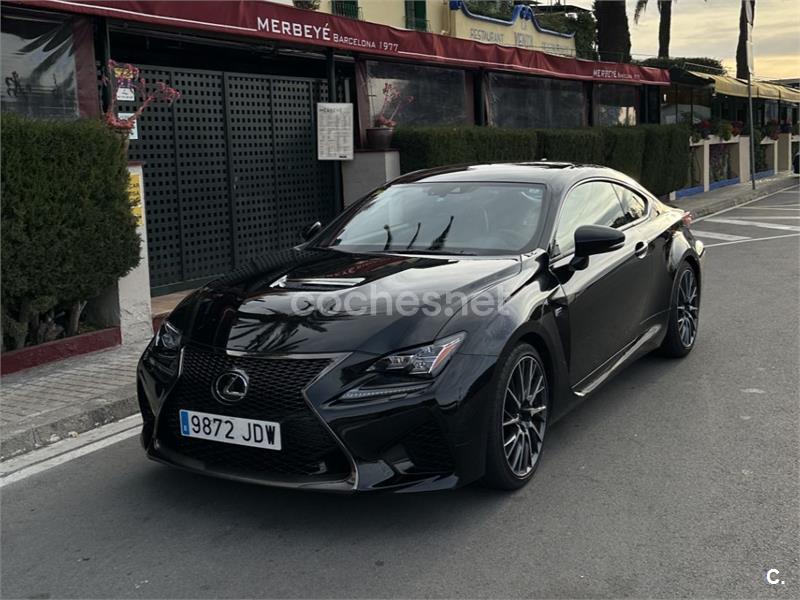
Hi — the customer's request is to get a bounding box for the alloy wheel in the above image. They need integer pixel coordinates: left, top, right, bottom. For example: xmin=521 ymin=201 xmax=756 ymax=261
xmin=502 ymin=355 xmax=547 ymax=478
xmin=677 ymin=269 xmax=699 ymax=348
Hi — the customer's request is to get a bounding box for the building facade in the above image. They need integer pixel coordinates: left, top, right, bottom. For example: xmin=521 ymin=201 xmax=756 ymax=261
xmin=2 ymin=0 xmax=670 ymax=294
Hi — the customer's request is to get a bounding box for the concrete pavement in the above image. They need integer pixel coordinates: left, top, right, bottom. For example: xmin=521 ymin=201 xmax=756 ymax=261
xmin=0 ymin=342 xmax=146 ymax=461
xmin=1 ymin=186 xmax=798 ymax=598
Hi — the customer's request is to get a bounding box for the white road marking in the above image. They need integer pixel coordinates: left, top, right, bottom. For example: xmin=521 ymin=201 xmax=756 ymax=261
xmin=691 ymin=230 xmax=749 ymax=241
xmin=725 ymin=215 xmax=800 ymax=220
xmin=703 ymin=218 xmax=800 ymax=232
xmin=705 ymin=233 xmax=800 ymax=248
xmin=0 ymin=415 xmax=142 ymax=487
xmin=693 ymin=185 xmax=800 ymax=223
xmin=737 ymin=206 xmax=800 ymax=211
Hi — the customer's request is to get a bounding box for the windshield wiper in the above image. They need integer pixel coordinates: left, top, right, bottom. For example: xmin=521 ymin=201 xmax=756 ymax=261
xmin=406 ymin=222 xmax=421 ymax=250
xmin=428 ymin=215 xmax=454 ymax=251
xmin=383 ymin=224 xmax=392 ymax=251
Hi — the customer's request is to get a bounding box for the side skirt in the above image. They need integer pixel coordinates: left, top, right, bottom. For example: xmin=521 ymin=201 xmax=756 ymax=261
xmin=572 ymin=323 xmax=665 ymax=397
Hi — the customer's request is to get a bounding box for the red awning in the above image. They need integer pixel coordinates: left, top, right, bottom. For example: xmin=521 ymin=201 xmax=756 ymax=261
xmin=22 ymin=0 xmax=670 ymax=85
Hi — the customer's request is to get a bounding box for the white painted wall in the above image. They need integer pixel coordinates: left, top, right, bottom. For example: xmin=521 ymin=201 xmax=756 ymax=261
xmin=341 ymin=150 xmax=401 ymax=207
xmin=118 ymin=164 xmax=153 ymax=343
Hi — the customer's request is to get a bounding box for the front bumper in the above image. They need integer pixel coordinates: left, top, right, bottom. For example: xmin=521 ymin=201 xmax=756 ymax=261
xmin=137 ymin=343 xmax=497 ymax=493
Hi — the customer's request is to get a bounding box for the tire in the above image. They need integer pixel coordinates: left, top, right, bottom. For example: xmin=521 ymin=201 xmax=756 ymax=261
xmin=483 ymin=343 xmax=550 ymax=490
xmin=659 ymin=262 xmax=700 ymax=358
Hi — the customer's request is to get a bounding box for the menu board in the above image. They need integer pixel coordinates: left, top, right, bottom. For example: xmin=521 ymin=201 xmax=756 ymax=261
xmin=317 ymin=103 xmax=353 ymax=161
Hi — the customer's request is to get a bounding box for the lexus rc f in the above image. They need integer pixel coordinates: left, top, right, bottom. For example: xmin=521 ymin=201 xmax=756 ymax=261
xmin=137 ymin=163 xmax=704 ymax=492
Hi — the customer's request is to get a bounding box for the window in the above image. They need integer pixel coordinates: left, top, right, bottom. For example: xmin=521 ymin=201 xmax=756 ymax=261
xmin=487 ymin=72 xmax=586 ymax=129
xmin=554 ymin=182 xmax=627 ymax=256
xmin=332 ymin=1 xmax=360 ymax=19
xmin=317 ymin=182 xmax=547 ymax=255
xmin=366 ymin=61 xmax=467 ymax=127
xmin=405 ymin=1 xmax=428 ymax=31
xmin=1 ymin=7 xmax=79 ymax=118
xmin=594 ymin=83 xmax=639 ymax=126
xmin=613 ymin=184 xmax=648 ymax=223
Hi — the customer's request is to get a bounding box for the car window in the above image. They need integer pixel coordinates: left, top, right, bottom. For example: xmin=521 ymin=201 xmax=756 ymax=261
xmin=315 ymin=182 xmax=547 ymax=255
xmin=613 ymin=184 xmax=648 ymax=224
xmin=554 ymin=181 xmax=627 ymax=256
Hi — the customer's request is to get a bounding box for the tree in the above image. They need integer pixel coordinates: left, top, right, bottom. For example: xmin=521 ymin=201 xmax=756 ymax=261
xmin=594 ymin=0 xmax=632 ymax=63
xmin=464 ymin=0 xmax=515 ymax=20
xmin=736 ymin=0 xmax=755 ymax=79
xmin=634 ymin=0 xmax=673 ymax=58
xmin=536 ymin=11 xmax=598 ymax=60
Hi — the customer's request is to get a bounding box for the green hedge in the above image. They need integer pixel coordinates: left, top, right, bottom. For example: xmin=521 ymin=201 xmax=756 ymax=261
xmin=1 ymin=113 xmax=140 ymax=350
xmin=538 ymin=128 xmax=604 ymax=164
xmin=393 ymin=127 xmax=538 ymax=173
xmin=393 ymin=124 xmax=689 ymax=196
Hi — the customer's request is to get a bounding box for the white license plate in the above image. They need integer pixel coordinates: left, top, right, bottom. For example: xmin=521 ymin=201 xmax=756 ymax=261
xmin=179 ymin=409 xmax=282 ymax=450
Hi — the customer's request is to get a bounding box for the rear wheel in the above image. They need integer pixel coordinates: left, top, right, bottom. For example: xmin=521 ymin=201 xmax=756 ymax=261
xmin=483 ymin=344 xmax=549 ymax=490
xmin=659 ymin=262 xmax=700 ymax=357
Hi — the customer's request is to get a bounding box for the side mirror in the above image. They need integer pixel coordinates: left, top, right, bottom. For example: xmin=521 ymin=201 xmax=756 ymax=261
xmin=570 ymin=225 xmax=625 ymax=270
xmin=301 ymin=221 xmax=322 ymax=241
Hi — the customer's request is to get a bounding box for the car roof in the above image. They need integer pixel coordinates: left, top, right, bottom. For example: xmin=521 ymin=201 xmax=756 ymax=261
xmin=391 ymin=162 xmax=640 ymax=196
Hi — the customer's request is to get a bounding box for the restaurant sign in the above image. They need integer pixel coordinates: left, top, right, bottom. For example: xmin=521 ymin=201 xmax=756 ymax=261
xmin=449 ymin=2 xmax=576 ymax=57
xmin=22 ymin=0 xmax=670 ymax=86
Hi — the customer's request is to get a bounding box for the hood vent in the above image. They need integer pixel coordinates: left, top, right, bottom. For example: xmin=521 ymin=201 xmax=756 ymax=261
xmin=270 ymin=275 xmax=365 ymax=290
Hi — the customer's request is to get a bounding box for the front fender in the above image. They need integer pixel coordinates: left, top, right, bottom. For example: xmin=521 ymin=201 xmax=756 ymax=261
xmin=440 ymin=261 xmax=572 ymax=420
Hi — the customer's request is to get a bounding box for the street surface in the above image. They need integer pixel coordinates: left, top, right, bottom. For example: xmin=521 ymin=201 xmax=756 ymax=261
xmin=2 ymin=186 xmax=798 ymax=599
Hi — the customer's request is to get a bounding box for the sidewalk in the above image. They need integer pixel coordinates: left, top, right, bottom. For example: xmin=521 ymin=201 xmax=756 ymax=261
xmin=671 ymin=172 xmax=798 ymax=217
xmin=1 ymin=342 xmax=146 ymax=460
xmin=1 ymin=172 xmax=797 ymax=462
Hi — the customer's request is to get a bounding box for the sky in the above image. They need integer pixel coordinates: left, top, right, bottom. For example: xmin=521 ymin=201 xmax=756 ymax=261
xmin=566 ymin=0 xmax=800 ymax=79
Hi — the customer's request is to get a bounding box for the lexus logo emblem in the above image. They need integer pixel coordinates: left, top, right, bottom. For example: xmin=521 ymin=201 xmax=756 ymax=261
xmin=213 ymin=370 xmax=249 ymax=404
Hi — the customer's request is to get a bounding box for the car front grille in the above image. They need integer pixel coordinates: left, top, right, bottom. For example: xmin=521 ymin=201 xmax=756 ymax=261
xmin=156 ymin=346 xmax=351 ymax=480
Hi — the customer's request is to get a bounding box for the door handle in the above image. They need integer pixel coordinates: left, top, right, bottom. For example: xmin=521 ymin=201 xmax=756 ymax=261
xmin=634 ymin=241 xmax=648 ymax=259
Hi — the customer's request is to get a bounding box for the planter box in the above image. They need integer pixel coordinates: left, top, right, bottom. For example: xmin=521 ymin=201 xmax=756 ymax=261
xmin=690 ymin=134 xmax=741 ymax=148
xmin=709 ymin=176 xmax=740 ymax=191
xmin=1 ymin=326 xmax=121 ymax=376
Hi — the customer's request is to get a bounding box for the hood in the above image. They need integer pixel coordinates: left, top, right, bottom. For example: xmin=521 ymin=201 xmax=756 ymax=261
xmin=170 ymin=248 xmax=521 ymax=355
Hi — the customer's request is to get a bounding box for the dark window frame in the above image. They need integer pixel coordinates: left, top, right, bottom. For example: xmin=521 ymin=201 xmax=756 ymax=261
xmin=405 ymin=0 xmax=428 ymax=31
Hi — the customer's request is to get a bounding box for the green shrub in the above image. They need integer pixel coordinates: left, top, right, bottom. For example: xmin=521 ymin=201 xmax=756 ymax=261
xmin=394 ymin=124 xmax=689 ymax=197
xmin=538 ymin=128 xmax=604 ymax=164
xmin=393 ymin=127 xmax=538 ymax=173
xmin=1 ymin=113 xmax=140 ymax=350
xmin=601 ymin=127 xmax=646 ymax=180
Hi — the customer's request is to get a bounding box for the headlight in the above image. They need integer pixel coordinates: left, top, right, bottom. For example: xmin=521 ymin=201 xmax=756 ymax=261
xmin=154 ymin=320 xmax=182 ymax=352
xmin=368 ymin=333 xmax=465 ymax=377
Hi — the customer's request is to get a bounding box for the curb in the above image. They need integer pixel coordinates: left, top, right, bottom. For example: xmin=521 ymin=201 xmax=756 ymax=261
xmin=0 ymin=387 xmax=138 ymax=461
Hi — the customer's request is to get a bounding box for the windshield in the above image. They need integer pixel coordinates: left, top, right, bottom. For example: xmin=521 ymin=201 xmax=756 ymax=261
xmin=316 ymin=182 xmax=547 ymax=255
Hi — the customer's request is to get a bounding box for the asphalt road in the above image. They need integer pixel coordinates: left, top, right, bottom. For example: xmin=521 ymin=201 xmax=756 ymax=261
xmin=3 ymin=186 xmax=799 ymax=599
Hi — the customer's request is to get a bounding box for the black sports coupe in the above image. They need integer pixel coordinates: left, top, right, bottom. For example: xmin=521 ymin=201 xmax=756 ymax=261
xmin=137 ymin=163 xmax=704 ymax=493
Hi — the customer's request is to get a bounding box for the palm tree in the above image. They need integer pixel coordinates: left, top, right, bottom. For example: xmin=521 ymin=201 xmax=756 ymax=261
xmin=634 ymin=0 xmax=673 ymax=58
xmin=736 ymin=0 xmax=755 ymax=79
xmin=594 ymin=0 xmax=632 ymax=63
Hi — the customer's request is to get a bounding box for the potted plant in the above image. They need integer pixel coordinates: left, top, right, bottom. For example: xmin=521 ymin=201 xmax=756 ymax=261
xmin=690 ymin=119 xmax=712 ymax=143
xmin=102 ymin=59 xmax=181 ymax=151
xmin=714 ymin=119 xmax=733 ymax=141
xmin=764 ymin=119 xmax=780 ymax=141
xmin=366 ymin=83 xmax=414 ymax=150
xmin=731 ymin=120 xmax=744 ymax=137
